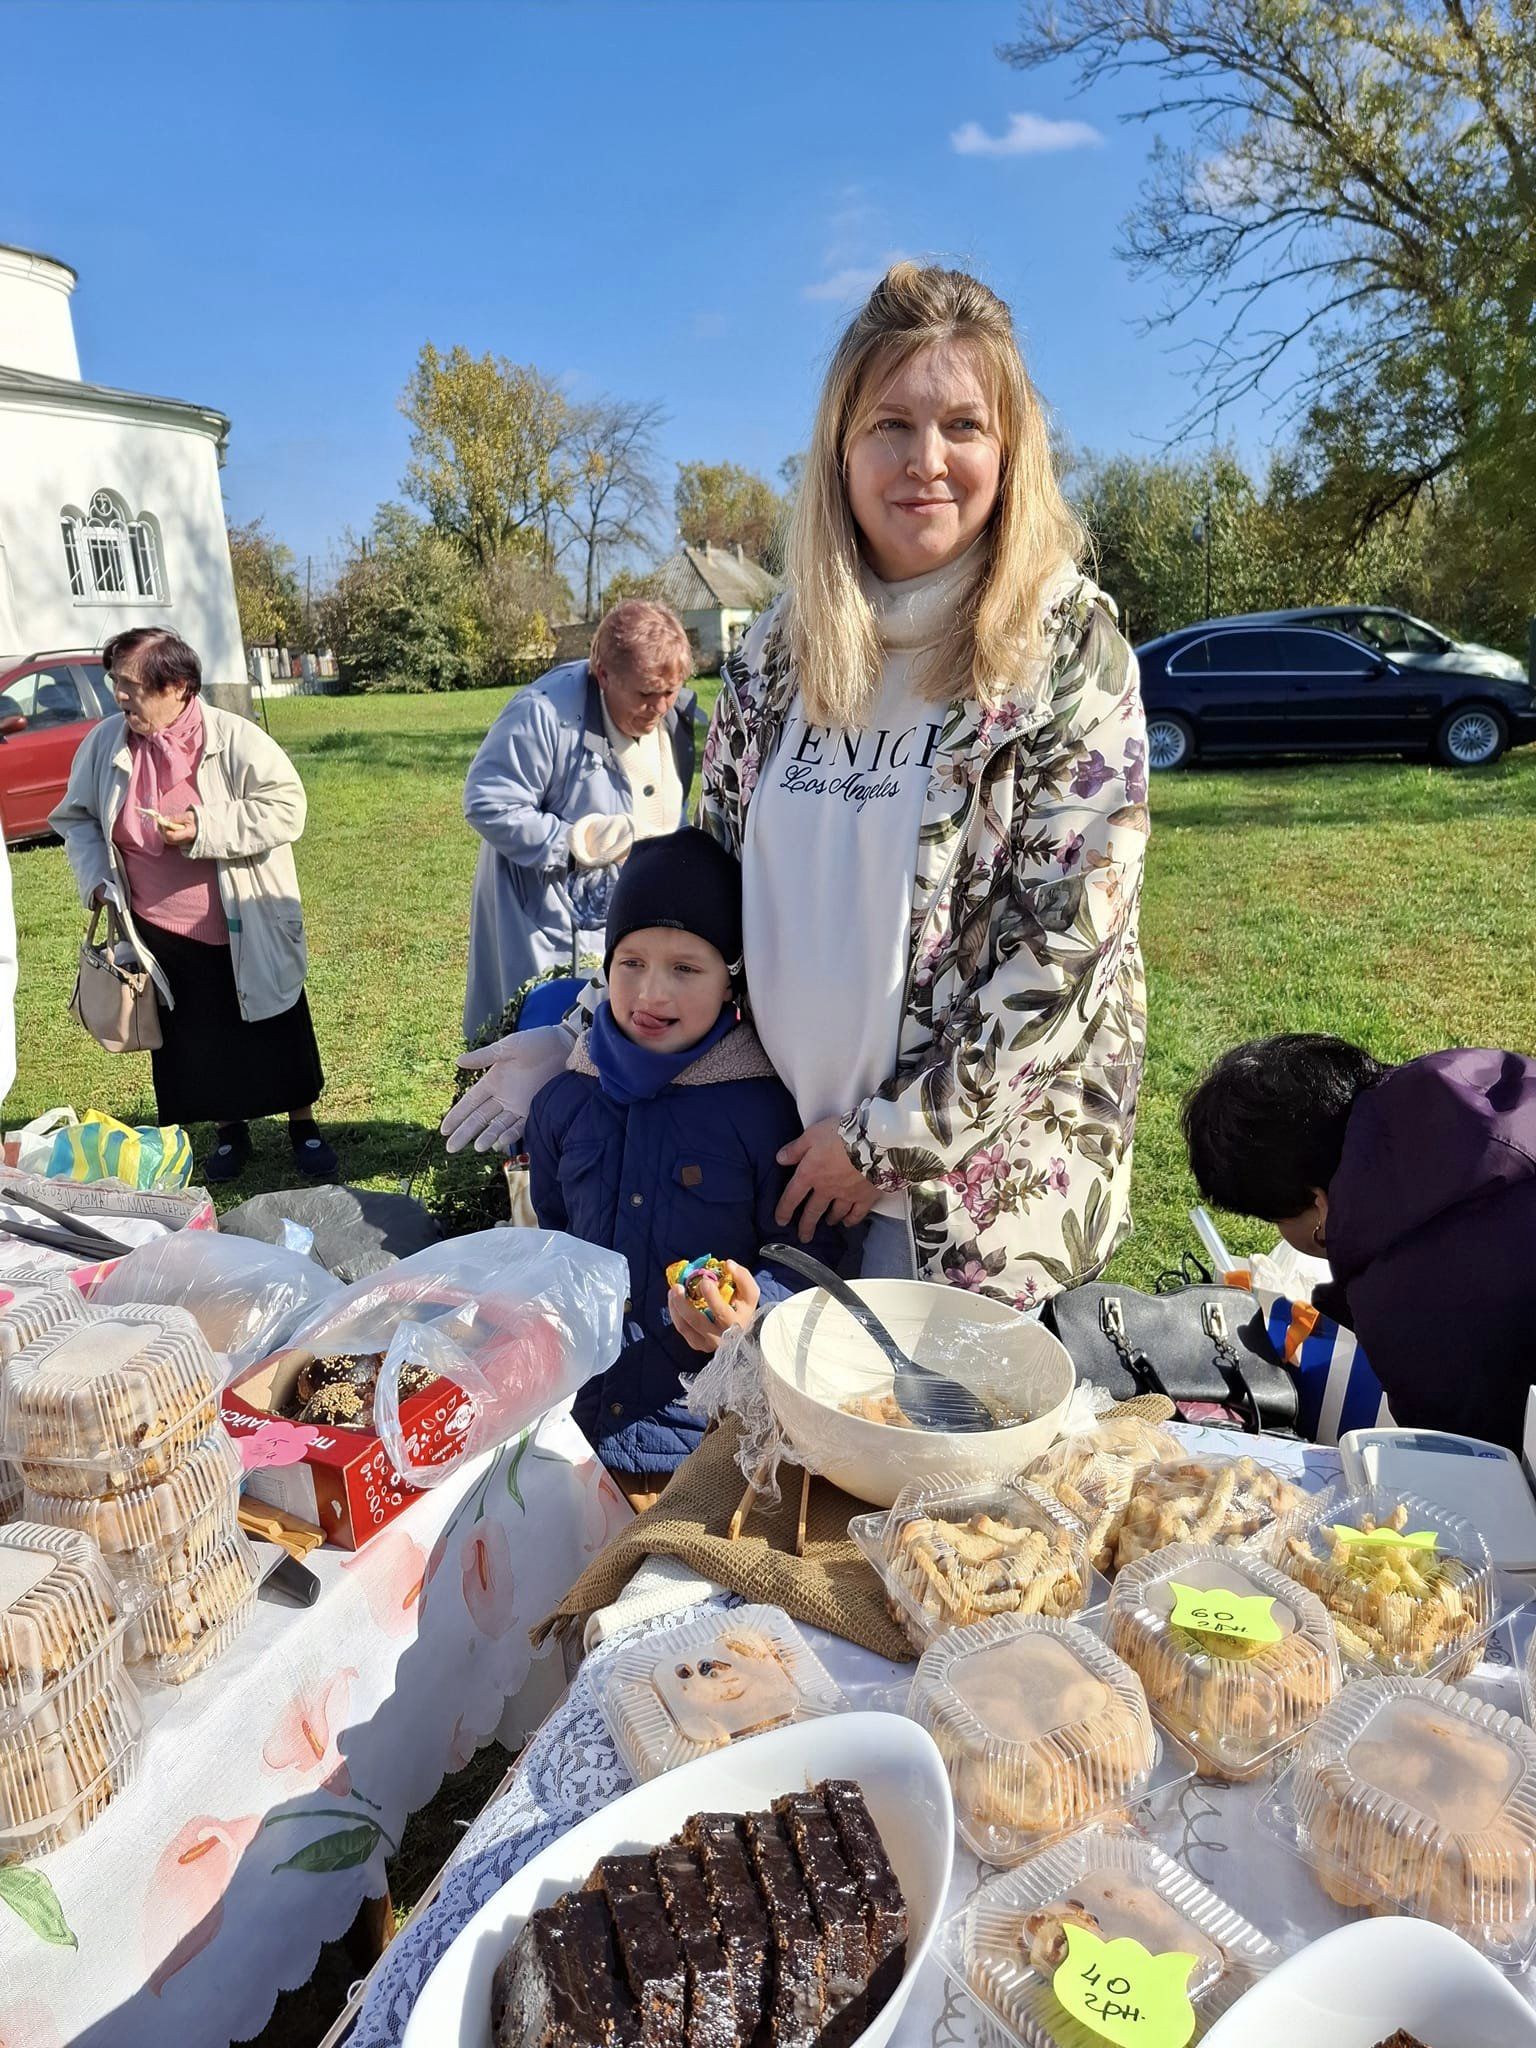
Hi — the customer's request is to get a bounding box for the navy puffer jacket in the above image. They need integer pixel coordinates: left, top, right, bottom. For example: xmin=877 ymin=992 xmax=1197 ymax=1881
xmin=525 ymin=1022 xmax=844 ymax=1474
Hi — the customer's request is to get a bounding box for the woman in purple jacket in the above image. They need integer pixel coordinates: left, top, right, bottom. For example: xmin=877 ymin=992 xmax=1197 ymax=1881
xmin=1184 ymin=1034 xmax=1536 ymax=1450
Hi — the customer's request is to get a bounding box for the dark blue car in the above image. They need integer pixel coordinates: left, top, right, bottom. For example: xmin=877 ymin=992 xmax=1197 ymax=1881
xmin=1137 ymin=610 xmax=1536 ymax=770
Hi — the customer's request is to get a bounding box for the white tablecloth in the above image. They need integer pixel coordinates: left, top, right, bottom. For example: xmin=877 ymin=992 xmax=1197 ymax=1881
xmin=349 ymin=1425 xmax=1536 ymax=2045
xmin=0 ymin=1406 xmax=631 ymax=2048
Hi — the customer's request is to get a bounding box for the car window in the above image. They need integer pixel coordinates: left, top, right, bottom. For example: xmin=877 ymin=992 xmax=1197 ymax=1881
xmin=74 ymin=662 xmax=113 ymax=719
xmin=1200 ymin=632 xmax=1286 ymax=672
xmin=1 ymin=664 xmax=88 ymax=729
xmin=1165 ymin=637 xmax=1212 ymax=675
xmin=1284 ymin=631 xmax=1380 ymax=675
xmin=1356 ymin=610 xmax=1446 ymax=655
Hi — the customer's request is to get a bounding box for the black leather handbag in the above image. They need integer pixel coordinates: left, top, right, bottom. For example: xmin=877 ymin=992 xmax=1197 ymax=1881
xmin=1042 ymin=1277 xmax=1300 ymax=1434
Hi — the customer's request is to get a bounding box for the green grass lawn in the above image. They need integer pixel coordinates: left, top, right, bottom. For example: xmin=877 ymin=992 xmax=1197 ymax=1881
xmin=12 ymin=680 xmax=1536 ymax=1283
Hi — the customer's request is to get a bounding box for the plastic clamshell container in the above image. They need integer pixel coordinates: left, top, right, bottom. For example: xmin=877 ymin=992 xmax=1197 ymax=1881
xmin=0 ymin=1285 xmax=83 ymax=1364
xmin=849 ymin=1473 xmax=1096 ymax=1652
xmin=937 ymin=1822 xmax=1282 ymax=2048
xmin=0 ymin=1461 xmax=19 ymax=1523
xmin=0 ymin=1520 xmax=126 ymax=1728
xmin=1274 ymin=1487 xmax=1497 ymax=1681
xmin=127 ymin=1526 xmax=261 ymax=1686
xmin=1112 ymin=1453 xmax=1312 ymax=1574
xmin=23 ymin=1428 xmax=243 ymax=1592
xmin=1262 ymin=1674 xmax=1536 ymax=1966
xmin=593 ymin=1603 xmax=848 ymax=1782
xmin=1023 ymin=1416 xmax=1184 ymax=1574
xmin=909 ymin=1613 xmax=1165 ymax=1865
xmin=1105 ymin=1541 xmax=1342 ymax=1781
xmin=1 ymin=1305 xmax=221 ymax=1496
xmin=0 ymin=1659 xmax=143 ymax=1861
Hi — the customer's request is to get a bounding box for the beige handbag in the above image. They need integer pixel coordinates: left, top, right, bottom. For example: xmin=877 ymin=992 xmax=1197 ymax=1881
xmin=70 ymin=901 xmax=162 ymax=1053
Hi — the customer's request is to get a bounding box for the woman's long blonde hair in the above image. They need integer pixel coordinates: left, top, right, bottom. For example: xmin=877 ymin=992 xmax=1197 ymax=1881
xmin=784 ymin=262 xmax=1085 ymax=726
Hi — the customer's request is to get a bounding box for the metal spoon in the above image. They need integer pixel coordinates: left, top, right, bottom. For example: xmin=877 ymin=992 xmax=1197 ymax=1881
xmin=762 ymin=1243 xmax=995 ymax=1433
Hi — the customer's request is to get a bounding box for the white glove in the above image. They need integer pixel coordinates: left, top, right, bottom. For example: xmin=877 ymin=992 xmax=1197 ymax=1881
xmin=440 ymin=1024 xmax=575 ymax=1155
xmin=569 ymin=812 xmax=635 ymax=870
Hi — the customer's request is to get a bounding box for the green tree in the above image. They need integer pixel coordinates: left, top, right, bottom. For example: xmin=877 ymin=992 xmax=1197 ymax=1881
xmin=400 ymin=344 xmax=572 ymax=568
xmin=226 ymin=517 xmax=303 ymax=648
xmin=1003 ymin=1 xmax=1536 ymax=617
xmin=675 ymin=460 xmax=787 ymax=567
xmin=318 ymin=504 xmax=483 ymax=693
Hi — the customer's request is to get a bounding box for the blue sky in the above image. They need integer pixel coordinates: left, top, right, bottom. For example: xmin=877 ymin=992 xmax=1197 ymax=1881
xmin=5 ymin=0 xmax=1275 ymax=574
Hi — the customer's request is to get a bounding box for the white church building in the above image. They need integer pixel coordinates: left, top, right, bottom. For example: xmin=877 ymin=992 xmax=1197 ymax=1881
xmin=0 ymin=243 xmax=249 ymax=709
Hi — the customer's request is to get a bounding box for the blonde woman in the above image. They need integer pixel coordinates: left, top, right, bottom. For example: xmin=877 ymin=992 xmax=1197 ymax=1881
xmin=444 ymin=263 xmax=1146 ymax=1317
xmin=686 ymin=262 xmax=1148 ymax=1309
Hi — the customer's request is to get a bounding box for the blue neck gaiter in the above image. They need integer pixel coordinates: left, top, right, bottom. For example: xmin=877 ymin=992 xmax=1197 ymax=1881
xmin=587 ymin=999 xmax=736 ymax=1107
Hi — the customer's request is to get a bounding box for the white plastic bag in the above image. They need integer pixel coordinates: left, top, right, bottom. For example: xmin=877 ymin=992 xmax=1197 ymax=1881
xmin=87 ymin=1230 xmax=346 ymax=1370
xmin=9 ymin=1109 xmax=78 ymax=1175
xmin=277 ymin=1227 xmax=627 ymax=1486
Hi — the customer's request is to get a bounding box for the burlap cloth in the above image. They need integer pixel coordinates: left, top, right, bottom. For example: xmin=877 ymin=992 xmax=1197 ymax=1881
xmin=533 ymin=1395 xmax=1177 ymax=1662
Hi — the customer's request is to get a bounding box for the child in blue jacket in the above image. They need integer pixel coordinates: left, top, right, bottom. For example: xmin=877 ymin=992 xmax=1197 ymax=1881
xmin=524 ymin=828 xmax=842 ymax=1497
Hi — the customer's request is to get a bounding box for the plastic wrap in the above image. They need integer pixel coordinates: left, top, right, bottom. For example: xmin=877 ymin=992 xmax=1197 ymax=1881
xmin=1023 ymin=1416 xmax=1184 ymax=1574
xmin=86 ymin=1229 xmax=345 ymax=1372
xmin=276 ymin=1229 xmax=628 ymax=1487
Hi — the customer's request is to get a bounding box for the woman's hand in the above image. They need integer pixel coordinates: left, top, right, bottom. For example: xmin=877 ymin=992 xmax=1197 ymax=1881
xmin=668 ymin=1262 xmax=758 ymax=1354
xmin=775 ymin=1119 xmax=881 ymax=1240
xmin=156 ymin=809 xmax=197 ymax=848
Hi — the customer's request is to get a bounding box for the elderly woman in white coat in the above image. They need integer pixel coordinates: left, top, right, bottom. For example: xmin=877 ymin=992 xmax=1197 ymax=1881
xmin=51 ymin=626 xmax=333 ymax=1185
xmin=461 ymin=600 xmax=697 ymax=1041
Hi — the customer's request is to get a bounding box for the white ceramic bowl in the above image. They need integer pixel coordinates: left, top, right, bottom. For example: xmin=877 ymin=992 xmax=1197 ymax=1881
xmin=759 ymin=1279 xmax=1075 ymax=1507
xmin=1201 ymin=1916 xmax=1536 ymax=2048
xmin=401 ymin=1710 xmax=955 ymax=2048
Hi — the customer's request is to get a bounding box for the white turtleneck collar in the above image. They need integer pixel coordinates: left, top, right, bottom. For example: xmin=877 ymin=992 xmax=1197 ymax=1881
xmin=858 ymin=538 xmax=986 ymax=652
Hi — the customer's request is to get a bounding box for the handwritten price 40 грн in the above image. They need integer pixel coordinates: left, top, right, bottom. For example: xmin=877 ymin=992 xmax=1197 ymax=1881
xmin=1056 ymin=1926 xmax=1198 ymax=2048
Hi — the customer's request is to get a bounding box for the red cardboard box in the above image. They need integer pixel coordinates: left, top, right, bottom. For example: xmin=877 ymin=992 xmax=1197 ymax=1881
xmin=221 ymin=1348 xmax=468 ymax=1550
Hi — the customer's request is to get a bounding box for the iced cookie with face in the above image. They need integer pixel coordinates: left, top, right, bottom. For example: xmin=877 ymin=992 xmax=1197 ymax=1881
xmin=653 ymin=1631 xmax=802 ymax=1747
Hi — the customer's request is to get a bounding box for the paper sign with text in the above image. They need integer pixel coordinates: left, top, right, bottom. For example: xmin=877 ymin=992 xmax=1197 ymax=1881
xmin=1055 ymin=1926 xmax=1198 ymax=2048
xmin=1167 ymin=1581 xmax=1283 ymax=1645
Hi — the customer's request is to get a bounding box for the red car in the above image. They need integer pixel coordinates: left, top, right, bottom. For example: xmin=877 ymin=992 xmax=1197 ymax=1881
xmin=0 ymin=649 xmax=114 ymax=844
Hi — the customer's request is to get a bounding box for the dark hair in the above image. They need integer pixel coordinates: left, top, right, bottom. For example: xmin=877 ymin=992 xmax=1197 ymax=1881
xmin=101 ymin=628 xmax=202 ymax=696
xmin=1182 ymin=1034 xmax=1390 ymax=1220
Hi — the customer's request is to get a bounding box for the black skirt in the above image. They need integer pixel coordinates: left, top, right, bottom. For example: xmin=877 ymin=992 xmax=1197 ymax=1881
xmin=140 ymin=920 xmax=325 ymax=1126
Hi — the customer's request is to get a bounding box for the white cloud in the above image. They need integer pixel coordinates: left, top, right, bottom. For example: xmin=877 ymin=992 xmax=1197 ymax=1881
xmin=950 ymin=112 xmax=1103 ymax=158
xmin=802 ymin=265 xmax=888 ymax=303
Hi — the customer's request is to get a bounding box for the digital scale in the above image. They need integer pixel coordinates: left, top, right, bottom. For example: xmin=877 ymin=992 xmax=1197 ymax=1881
xmin=1339 ymin=1407 xmax=1536 ymax=1573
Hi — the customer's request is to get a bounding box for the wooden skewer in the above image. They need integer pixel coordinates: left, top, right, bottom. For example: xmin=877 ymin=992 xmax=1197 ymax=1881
xmin=794 ymin=1466 xmax=811 ymax=1558
xmin=727 ymin=1452 xmax=775 ymax=1541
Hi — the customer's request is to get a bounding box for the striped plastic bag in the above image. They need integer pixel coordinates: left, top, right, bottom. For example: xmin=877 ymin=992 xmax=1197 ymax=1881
xmin=1254 ymin=1289 xmax=1394 ymax=1445
xmin=43 ymin=1109 xmax=194 ymax=1192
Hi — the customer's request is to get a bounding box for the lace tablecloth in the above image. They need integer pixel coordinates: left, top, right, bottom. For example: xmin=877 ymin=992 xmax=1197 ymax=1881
xmin=0 ymin=1405 xmax=629 ymax=2048
xmin=350 ymin=1427 xmax=1536 ymax=2047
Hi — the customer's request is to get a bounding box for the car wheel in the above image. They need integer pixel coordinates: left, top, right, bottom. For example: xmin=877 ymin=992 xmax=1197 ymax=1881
xmin=1147 ymin=713 xmax=1195 ymax=771
xmin=1434 ymin=703 xmax=1508 ymax=767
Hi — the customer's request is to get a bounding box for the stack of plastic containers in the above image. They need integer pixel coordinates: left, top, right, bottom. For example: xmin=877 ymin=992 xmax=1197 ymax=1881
xmin=0 ymin=1520 xmax=143 ymax=1859
xmin=0 ymin=1290 xmax=88 ymax=1530
xmin=3 ymin=1305 xmax=259 ymax=1685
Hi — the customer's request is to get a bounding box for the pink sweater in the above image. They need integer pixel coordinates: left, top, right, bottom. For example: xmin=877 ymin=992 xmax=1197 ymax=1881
xmin=112 ymin=698 xmax=228 ymax=944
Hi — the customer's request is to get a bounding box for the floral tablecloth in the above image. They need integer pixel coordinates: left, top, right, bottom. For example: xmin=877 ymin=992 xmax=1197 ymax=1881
xmin=0 ymin=1404 xmax=629 ymax=2048
xmin=348 ymin=1425 xmax=1536 ymax=2046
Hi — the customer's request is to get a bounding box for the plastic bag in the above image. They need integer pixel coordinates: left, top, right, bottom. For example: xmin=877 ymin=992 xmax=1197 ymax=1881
xmin=25 ymin=1108 xmax=193 ymax=1190
xmin=278 ymin=1227 xmax=627 ymax=1486
xmin=87 ymin=1230 xmax=346 ymax=1371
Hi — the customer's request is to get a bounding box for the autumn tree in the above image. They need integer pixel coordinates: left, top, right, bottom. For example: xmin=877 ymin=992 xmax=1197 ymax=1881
xmin=675 ymin=460 xmax=787 ymax=566
xmin=400 ymin=343 xmax=571 ymax=568
xmin=227 ymin=517 xmax=303 ymax=648
xmin=560 ymin=396 xmax=666 ymax=618
xmin=1003 ymin=1 xmax=1536 ymax=612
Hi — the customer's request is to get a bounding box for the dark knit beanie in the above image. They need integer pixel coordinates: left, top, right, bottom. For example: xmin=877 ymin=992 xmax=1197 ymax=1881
xmin=604 ymin=828 xmax=743 ymax=977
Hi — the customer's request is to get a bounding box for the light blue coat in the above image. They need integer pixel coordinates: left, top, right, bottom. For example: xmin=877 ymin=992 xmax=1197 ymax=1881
xmin=462 ymin=661 xmax=696 ymax=1039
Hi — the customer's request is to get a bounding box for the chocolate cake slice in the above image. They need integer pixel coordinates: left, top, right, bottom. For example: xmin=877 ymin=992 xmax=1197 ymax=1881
xmin=494 ymin=1893 xmax=641 ymax=2047
xmin=653 ymin=1844 xmax=738 ymax=2048
xmin=683 ymin=1812 xmax=772 ymax=2042
xmin=743 ymin=1811 xmax=829 ymax=2048
xmin=772 ymin=1790 xmax=870 ymax=2042
xmin=595 ymin=1855 xmax=687 ymax=2047
xmin=817 ymin=1780 xmax=907 ymax=2015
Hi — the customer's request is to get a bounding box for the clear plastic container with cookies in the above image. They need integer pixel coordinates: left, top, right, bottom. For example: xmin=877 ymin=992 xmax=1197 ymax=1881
xmin=1105 ymin=1541 xmax=1342 ymax=1780
xmin=907 ymin=1613 xmax=1177 ymax=1865
xmin=0 ymin=1306 xmax=223 ymax=1498
xmin=937 ymin=1821 xmax=1281 ymax=2048
xmin=1022 ymin=1414 xmax=1183 ymax=1575
xmin=1274 ymin=1488 xmax=1497 ymax=1680
xmin=1260 ymin=1673 xmax=1536 ymax=1966
xmin=0 ymin=1460 xmax=19 ymax=1525
xmin=127 ymin=1525 xmax=261 ymax=1685
xmin=593 ymin=1604 xmax=848 ymax=1782
xmin=1111 ymin=1452 xmax=1311 ymax=1573
xmin=0 ymin=1285 xmax=83 ymax=1364
xmin=849 ymin=1473 xmax=1096 ymax=1652
xmin=0 ymin=1520 xmax=130 ymax=1726
xmin=23 ymin=1428 xmax=243 ymax=1594
xmin=0 ymin=1660 xmax=144 ymax=1861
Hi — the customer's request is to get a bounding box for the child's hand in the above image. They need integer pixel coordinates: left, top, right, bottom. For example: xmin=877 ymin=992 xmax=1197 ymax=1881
xmin=668 ymin=1261 xmax=758 ymax=1354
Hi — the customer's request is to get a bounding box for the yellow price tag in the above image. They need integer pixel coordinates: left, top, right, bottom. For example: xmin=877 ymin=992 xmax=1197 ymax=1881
xmin=1055 ymin=1926 xmax=1198 ymax=2048
xmin=1330 ymin=1525 xmax=1438 ymax=1552
xmin=1167 ymin=1580 xmax=1283 ymax=1645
